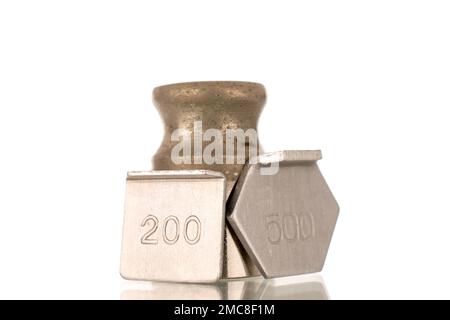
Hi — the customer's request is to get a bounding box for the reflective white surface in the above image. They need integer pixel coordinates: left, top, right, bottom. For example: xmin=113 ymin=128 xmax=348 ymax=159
xmin=121 ymin=274 xmax=328 ymax=300
xmin=1 ymin=0 xmax=450 ymax=299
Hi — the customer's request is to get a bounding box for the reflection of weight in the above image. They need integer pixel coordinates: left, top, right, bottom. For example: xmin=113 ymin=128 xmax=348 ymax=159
xmin=265 ymin=212 xmax=315 ymax=245
xmin=140 ymin=214 xmax=202 ymax=245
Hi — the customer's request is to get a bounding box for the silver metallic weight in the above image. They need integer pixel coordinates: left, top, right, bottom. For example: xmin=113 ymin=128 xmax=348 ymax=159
xmin=120 ymin=170 xmax=226 ymax=283
xmin=227 ymin=150 xmax=339 ymax=278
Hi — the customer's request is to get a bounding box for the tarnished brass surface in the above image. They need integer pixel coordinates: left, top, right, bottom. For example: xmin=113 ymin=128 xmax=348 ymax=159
xmin=152 ymin=81 xmax=265 ymax=197
xmin=151 ymin=81 xmax=265 ymax=278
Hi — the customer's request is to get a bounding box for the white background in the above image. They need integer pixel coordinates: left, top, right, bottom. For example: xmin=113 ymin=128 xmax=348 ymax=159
xmin=1 ymin=0 xmax=449 ymax=299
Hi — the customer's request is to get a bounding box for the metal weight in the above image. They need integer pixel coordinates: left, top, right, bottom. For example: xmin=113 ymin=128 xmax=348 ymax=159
xmin=120 ymin=82 xmax=340 ymax=283
xmin=120 ymin=170 xmax=226 ymax=283
xmin=227 ymin=151 xmax=339 ymax=278
xmin=151 ymin=81 xmax=265 ymax=278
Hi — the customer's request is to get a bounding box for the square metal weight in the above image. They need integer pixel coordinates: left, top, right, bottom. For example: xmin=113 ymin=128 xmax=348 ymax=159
xmin=120 ymin=170 xmax=226 ymax=283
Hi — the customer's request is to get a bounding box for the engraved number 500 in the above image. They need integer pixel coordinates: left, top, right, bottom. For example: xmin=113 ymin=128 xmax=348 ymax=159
xmin=265 ymin=212 xmax=315 ymax=244
xmin=140 ymin=215 xmax=201 ymax=245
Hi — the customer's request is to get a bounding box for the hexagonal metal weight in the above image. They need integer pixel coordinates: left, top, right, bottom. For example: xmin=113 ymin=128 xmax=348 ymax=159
xmin=227 ymin=150 xmax=339 ymax=278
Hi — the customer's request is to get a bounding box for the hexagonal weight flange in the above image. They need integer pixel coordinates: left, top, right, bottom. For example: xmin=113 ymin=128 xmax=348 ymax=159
xmin=227 ymin=150 xmax=339 ymax=278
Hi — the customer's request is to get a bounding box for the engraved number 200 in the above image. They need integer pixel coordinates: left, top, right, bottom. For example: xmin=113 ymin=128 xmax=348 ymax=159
xmin=140 ymin=215 xmax=201 ymax=245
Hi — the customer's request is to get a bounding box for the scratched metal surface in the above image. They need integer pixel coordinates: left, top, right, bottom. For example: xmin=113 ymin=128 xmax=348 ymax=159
xmin=227 ymin=151 xmax=339 ymax=278
xmin=120 ymin=170 xmax=226 ymax=283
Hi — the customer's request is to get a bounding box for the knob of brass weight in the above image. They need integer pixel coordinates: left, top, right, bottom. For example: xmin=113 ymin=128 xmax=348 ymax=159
xmin=152 ymin=81 xmax=265 ymax=278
